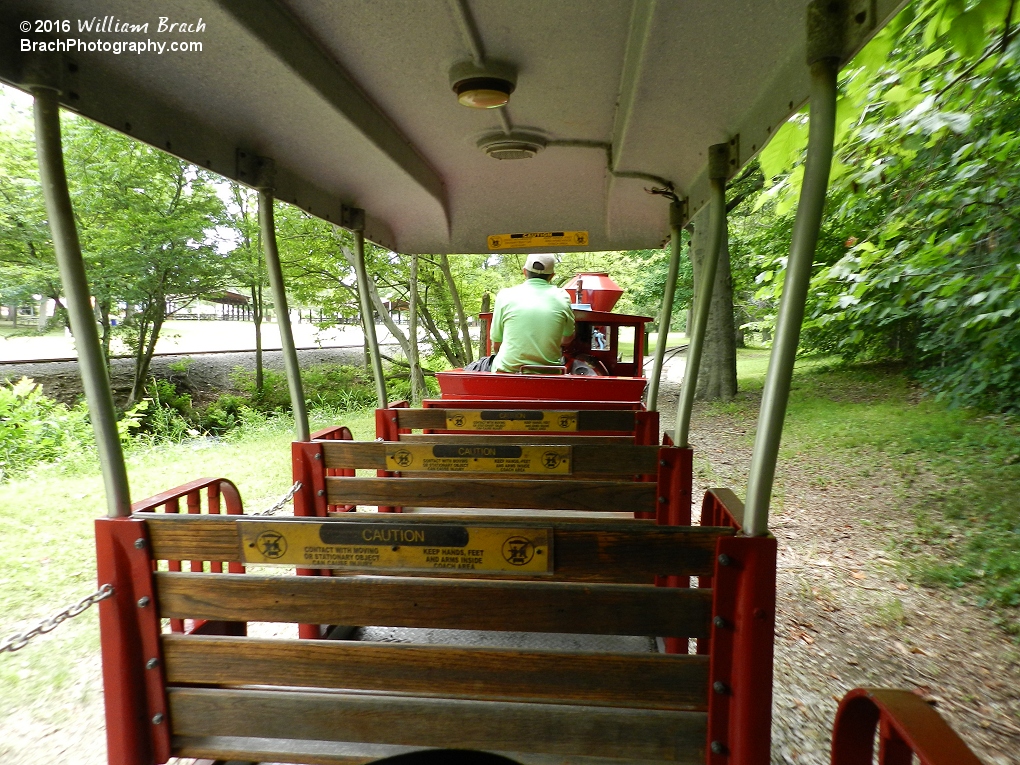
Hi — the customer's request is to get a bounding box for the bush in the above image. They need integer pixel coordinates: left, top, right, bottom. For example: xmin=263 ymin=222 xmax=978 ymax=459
xmin=231 ymin=364 xmax=379 ymax=413
xmin=0 ymin=377 xmax=92 ymax=481
xmin=132 ymin=378 xmax=196 ymax=443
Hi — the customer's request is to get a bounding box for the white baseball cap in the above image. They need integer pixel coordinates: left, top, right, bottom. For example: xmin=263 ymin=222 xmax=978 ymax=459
xmin=524 ymin=253 xmax=556 ymax=275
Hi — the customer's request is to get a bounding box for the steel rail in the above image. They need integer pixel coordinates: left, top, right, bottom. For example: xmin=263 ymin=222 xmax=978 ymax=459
xmin=259 ymin=190 xmax=310 ymax=442
xmin=352 ymin=228 xmax=389 ymax=408
xmin=33 ymin=88 xmax=132 ymax=518
xmin=673 ymin=146 xmax=728 ymax=447
xmin=743 ymin=58 xmax=839 ymax=536
xmin=646 ymin=200 xmax=685 ymax=411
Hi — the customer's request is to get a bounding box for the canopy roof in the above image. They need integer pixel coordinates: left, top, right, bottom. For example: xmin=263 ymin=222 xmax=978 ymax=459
xmin=1 ymin=0 xmax=905 ymax=253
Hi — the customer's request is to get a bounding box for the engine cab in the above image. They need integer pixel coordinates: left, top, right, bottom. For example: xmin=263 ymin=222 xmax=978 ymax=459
xmin=437 ymin=272 xmax=652 ymax=402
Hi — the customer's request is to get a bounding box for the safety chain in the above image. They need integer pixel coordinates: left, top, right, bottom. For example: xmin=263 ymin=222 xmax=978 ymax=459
xmin=254 ymin=481 xmax=302 ymax=517
xmin=0 ymin=584 xmax=114 ymax=654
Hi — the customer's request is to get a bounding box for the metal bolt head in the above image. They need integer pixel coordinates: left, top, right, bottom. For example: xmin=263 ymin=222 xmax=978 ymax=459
xmin=710 ymin=740 xmax=727 ymax=755
xmin=146 ymin=658 xmax=160 ymax=670
xmin=317 ymin=489 xmax=325 ymax=497
xmin=717 ymin=553 xmax=732 ymax=567
xmin=137 ymin=596 xmax=150 ymax=608
xmin=658 ymin=496 xmax=667 ymax=504
xmin=713 ymin=680 xmax=729 ymax=695
xmin=713 ymin=616 xmax=727 ymax=629
xmin=134 ymin=538 xmax=146 ymax=549
xmin=313 ymin=453 xmax=321 ymax=460
xmin=152 ymin=712 xmax=164 ymax=725
xmin=659 ymin=459 xmax=668 ymax=467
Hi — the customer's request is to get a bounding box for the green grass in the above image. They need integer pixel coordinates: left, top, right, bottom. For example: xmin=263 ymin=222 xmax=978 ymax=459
xmin=0 ymin=406 xmax=376 ymax=720
xmin=715 ymin=353 xmax=1020 ymax=633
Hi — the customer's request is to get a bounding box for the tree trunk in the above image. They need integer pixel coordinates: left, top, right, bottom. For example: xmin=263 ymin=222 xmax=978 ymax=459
xmin=689 ymin=209 xmax=737 ymax=401
xmin=97 ymin=296 xmax=113 ymax=366
xmin=11 ymin=305 xmax=17 ymax=327
xmin=418 ymin=301 xmax=459 ymax=366
xmin=251 ymin=281 xmax=264 ymax=393
xmin=408 ymin=253 xmax=424 ymax=403
xmin=129 ymin=304 xmax=166 ymax=405
xmin=341 ymin=247 xmax=416 ymax=369
xmin=439 ymin=254 xmax=473 ymax=363
xmin=37 ymin=297 xmax=48 ymax=331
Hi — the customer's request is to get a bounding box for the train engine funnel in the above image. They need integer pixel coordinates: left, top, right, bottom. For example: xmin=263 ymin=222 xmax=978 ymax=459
xmin=564 ymin=272 xmax=623 ymax=313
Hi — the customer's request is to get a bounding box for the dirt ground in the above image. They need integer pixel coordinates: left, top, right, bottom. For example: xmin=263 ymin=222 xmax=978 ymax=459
xmin=655 ymin=381 xmax=1020 ymax=765
xmin=3 ymin=356 xmax=1019 ymax=764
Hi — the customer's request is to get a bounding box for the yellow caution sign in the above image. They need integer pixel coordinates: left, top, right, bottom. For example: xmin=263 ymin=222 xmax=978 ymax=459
xmin=445 ymin=410 xmax=579 ymax=433
xmin=487 ymin=231 xmax=589 ymax=250
xmin=385 ymin=443 xmax=571 ymax=474
xmin=240 ymin=521 xmax=552 ymax=575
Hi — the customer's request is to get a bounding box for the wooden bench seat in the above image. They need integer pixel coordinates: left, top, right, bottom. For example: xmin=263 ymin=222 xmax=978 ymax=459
xmin=293 ymin=439 xmax=690 ymax=524
xmin=379 ymin=404 xmax=659 ymax=445
xmin=97 ymin=485 xmax=779 ymax=765
xmin=94 ymin=488 xmax=776 ymax=765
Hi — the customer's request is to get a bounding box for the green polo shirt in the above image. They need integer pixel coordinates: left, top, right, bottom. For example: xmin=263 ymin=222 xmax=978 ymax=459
xmin=490 ymin=279 xmax=575 ymax=373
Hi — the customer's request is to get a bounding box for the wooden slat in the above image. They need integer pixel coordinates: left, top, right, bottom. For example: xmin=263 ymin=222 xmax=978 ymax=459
xmin=173 ymin=736 xmax=419 ymax=765
xmin=168 ymin=687 xmax=707 ymax=762
xmin=173 ymin=737 xmax=688 ymax=765
xmin=399 ymin=434 xmax=633 ymax=444
xmin=163 ymin=635 xmax=710 ymax=710
xmin=157 ymin=573 xmax=713 ymax=638
xmin=321 ymin=441 xmax=659 ymax=475
xmin=142 ymin=514 xmax=732 ymax=581
xmin=326 ymin=477 xmax=657 ymax=512
xmin=396 ymin=409 xmax=637 ymax=432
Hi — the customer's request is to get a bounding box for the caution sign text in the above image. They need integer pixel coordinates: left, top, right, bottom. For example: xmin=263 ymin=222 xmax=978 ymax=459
xmin=487 ymin=231 xmax=589 ymax=250
xmin=445 ymin=410 xmax=578 ymax=433
xmin=385 ymin=443 xmax=570 ymax=474
xmin=240 ymin=521 xmax=552 ymax=575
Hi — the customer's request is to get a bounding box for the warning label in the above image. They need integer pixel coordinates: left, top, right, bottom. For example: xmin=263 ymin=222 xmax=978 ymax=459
xmin=385 ymin=443 xmax=570 ymax=474
xmin=487 ymin=231 xmax=589 ymax=250
xmin=445 ymin=410 xmax=578 ymax=432
xmin=240 ymin=521 xmax=552 ymax=574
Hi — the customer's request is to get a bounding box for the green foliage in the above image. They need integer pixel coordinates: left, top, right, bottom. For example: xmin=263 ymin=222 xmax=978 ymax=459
xmin=231 ymin=363 xmax=382 ymax=414
xmin=739 ymin=0 xmax=1020 ymax=412
xmin=0 ymin=377 xmax=92 ymax=480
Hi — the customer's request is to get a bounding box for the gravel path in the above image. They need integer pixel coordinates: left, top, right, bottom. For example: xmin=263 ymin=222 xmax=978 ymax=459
xmin=656 ymin=370 xmax=1019 ymax=765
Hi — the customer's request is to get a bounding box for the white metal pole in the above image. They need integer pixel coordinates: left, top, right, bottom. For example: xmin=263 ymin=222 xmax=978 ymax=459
xmin=743 ymin=58 xmax=839 ymax=536
xmin=646 ymin=200 xmax=685 ymax=411
xmin=33 ymin=88 xmax=132 ymax=518
xmin=352 ymin=228 xmax=388 ymax=408
xmin=259 ymin=190 xmax=310 ymax=442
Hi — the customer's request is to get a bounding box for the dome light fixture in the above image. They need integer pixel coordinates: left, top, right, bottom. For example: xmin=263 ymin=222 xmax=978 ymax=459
xmin=449 ymin=60 xmax=517 ymax=110
xmin=454 ymin=77 xmax=515 ymax=109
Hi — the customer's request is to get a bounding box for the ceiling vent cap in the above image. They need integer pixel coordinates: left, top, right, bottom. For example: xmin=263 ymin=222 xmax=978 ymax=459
xmin=477 ymin=132 xmax=547 ymax=160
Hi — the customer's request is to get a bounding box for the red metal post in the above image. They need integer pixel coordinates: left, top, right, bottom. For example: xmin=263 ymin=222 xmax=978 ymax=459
xmin=706 ymin=534 xmax=777 ymax=765
xmin=95 ymin=517 xmax=170 ymax=764
xmin=634 ymin=409 xmax=659 ymax=446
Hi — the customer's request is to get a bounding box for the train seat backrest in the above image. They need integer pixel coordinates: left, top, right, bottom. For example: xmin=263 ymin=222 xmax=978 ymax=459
xmin=292 ymin=439 xmax=691 ymax=523
xmin=95 ymin=491 xmax=776 ymax=765
xmin=130 ymin=477 xmax=245 ymax=635
xmin=379 ymin=404 xmax=660 ymax=445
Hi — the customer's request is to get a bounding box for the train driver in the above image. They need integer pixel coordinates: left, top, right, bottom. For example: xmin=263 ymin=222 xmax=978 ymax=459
xmin=486 ymin=253 xmax=576 ymax=373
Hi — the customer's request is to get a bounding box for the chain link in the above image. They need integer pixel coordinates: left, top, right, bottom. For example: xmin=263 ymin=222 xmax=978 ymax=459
xmin=0 ymin=584 xmax=114 ymax=654
xmin=254 ymin=481 xmax=302 ymax=516
xmin=1 ymin=483 xmax=302 ymax=653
